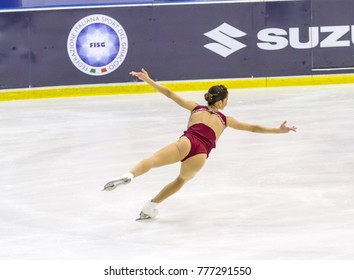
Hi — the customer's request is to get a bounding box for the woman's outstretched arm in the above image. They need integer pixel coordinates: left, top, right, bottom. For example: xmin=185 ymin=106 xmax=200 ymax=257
xmin=130 ymin=68 xmax=197 ymax=111
xmin=227 ymin=116 xmax=297 ymax=133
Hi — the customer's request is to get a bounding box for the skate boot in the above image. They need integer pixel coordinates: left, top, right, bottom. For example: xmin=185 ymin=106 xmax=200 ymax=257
xmin=102 ymin=172 xmax=134 ymax=191
xmin=136 ymin=201 xmax=159 ymax=220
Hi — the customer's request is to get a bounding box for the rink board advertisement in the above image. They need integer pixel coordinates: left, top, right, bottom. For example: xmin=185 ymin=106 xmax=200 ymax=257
xmin=0 ymin=0 xmax=354 ymax=89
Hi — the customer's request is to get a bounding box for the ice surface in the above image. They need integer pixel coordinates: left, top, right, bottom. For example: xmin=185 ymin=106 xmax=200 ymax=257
xmin=0 ymin=84 xmax=353 ymax=260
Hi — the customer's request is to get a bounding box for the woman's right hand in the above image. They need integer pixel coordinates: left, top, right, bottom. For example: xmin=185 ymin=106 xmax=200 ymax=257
xmin=130 ymin=68 xmax=150 ymax=82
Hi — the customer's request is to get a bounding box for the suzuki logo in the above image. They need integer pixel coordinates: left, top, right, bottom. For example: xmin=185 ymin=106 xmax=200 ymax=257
xmin=203 ymin=23 xmax=247 ymax=57
xmin=204 ymin=23 xmax=354 ymax=57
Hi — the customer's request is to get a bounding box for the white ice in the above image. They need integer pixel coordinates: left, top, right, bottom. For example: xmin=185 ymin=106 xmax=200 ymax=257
xmin=0 ymin=84 xmax=354 ymax=260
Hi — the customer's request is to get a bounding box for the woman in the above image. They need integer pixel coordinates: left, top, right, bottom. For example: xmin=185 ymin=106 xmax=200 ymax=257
xmin=103 ymin=69 xmax=297 ymax=220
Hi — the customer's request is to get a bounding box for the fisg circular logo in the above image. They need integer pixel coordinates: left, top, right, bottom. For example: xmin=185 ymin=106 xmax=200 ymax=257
xmin=67 ymin=14 xmax=128 ymax=76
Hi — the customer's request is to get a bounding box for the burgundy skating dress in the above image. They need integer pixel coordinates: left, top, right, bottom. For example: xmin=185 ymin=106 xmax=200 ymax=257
xmin=181 ymin=105 xmax=226 ymax=162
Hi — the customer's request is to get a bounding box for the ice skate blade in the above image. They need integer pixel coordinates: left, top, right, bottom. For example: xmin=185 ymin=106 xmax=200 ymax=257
xmin=102 ymin=178 xmax=130 ymax=191
xmin=101 ymin=185 xmax=115 ymax=191
xmin=102 ymin=182 xmax=118 ymax=191
xmin=136 ymin=212 xmax=152 ymax=221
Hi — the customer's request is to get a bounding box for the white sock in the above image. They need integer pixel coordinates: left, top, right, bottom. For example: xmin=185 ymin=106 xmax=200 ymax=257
xmin=124 ymin=172 xmax=134 ymax=181
xmin=144 ymin=201 xmax=158 ymax=210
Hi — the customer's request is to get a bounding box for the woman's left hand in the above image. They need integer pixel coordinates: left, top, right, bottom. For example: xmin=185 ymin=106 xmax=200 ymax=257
xmin=279 ymin=121 xmax=297 ymax=133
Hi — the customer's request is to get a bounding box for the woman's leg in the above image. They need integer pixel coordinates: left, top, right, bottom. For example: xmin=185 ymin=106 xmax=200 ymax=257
xmin=151 ymin=153 xmax=207 ymax=203
xmin=102 ymin=137 xmax=191 ymax=191
xmin=130 ymin=136 xmax=191 ymax=177
xmin=138 ymin=153 xmax=206 ymax=219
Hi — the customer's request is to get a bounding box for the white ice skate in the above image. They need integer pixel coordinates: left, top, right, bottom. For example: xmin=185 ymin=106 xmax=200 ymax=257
xmin=102 ymin=173 xmax=133 ymax=191
xmin=136 ymin=201 xmax=159 ymax=221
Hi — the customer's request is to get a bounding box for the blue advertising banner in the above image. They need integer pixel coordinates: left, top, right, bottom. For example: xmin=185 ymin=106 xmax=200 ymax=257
xmin=0 ymin=0 xmax=22 ymax=9
xmin=0 ymin=0 xmax=353 ymax=89
xmin=20 ymin=0 xmax=151 ymax=8
xmin=311 ymin=0 xmax=354 ymax=70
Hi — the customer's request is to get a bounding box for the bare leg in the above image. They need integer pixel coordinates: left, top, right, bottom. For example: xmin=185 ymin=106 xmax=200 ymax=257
xmin=103 ymin=137 xmax=191 ymax=191
xmin=138 ymin=153 xmax=206 ymax=219
xmin=152 ymin=153 xmax=207 ymax=203
xmin=130 ymin=136 xmax=191 ymax=177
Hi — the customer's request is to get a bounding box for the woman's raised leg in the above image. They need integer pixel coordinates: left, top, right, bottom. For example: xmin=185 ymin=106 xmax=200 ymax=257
xmin=130 ymin=136 xmax=191 ymax=177
xmin=102 ymin=137 xmax=191 ymax=191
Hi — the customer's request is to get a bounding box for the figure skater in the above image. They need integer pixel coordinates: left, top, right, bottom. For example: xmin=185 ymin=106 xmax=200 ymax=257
xmin=103 ymin=69 xmax=297 ymax=220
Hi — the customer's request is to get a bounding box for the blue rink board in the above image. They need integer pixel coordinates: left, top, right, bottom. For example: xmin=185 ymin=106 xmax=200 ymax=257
xmin=1 ymin=0 xmax=249 ymax=9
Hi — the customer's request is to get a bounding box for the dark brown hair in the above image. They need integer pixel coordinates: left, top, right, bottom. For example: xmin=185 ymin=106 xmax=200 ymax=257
xmin=204 ymin=85 xmax=228 ymax=106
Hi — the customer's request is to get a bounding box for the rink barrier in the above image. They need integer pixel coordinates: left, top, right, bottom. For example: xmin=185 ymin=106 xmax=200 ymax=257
xmin=1 ymin=0 xmax=354 ymax=90
xmin=1 ymin=74 xmax=354 ymax=101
